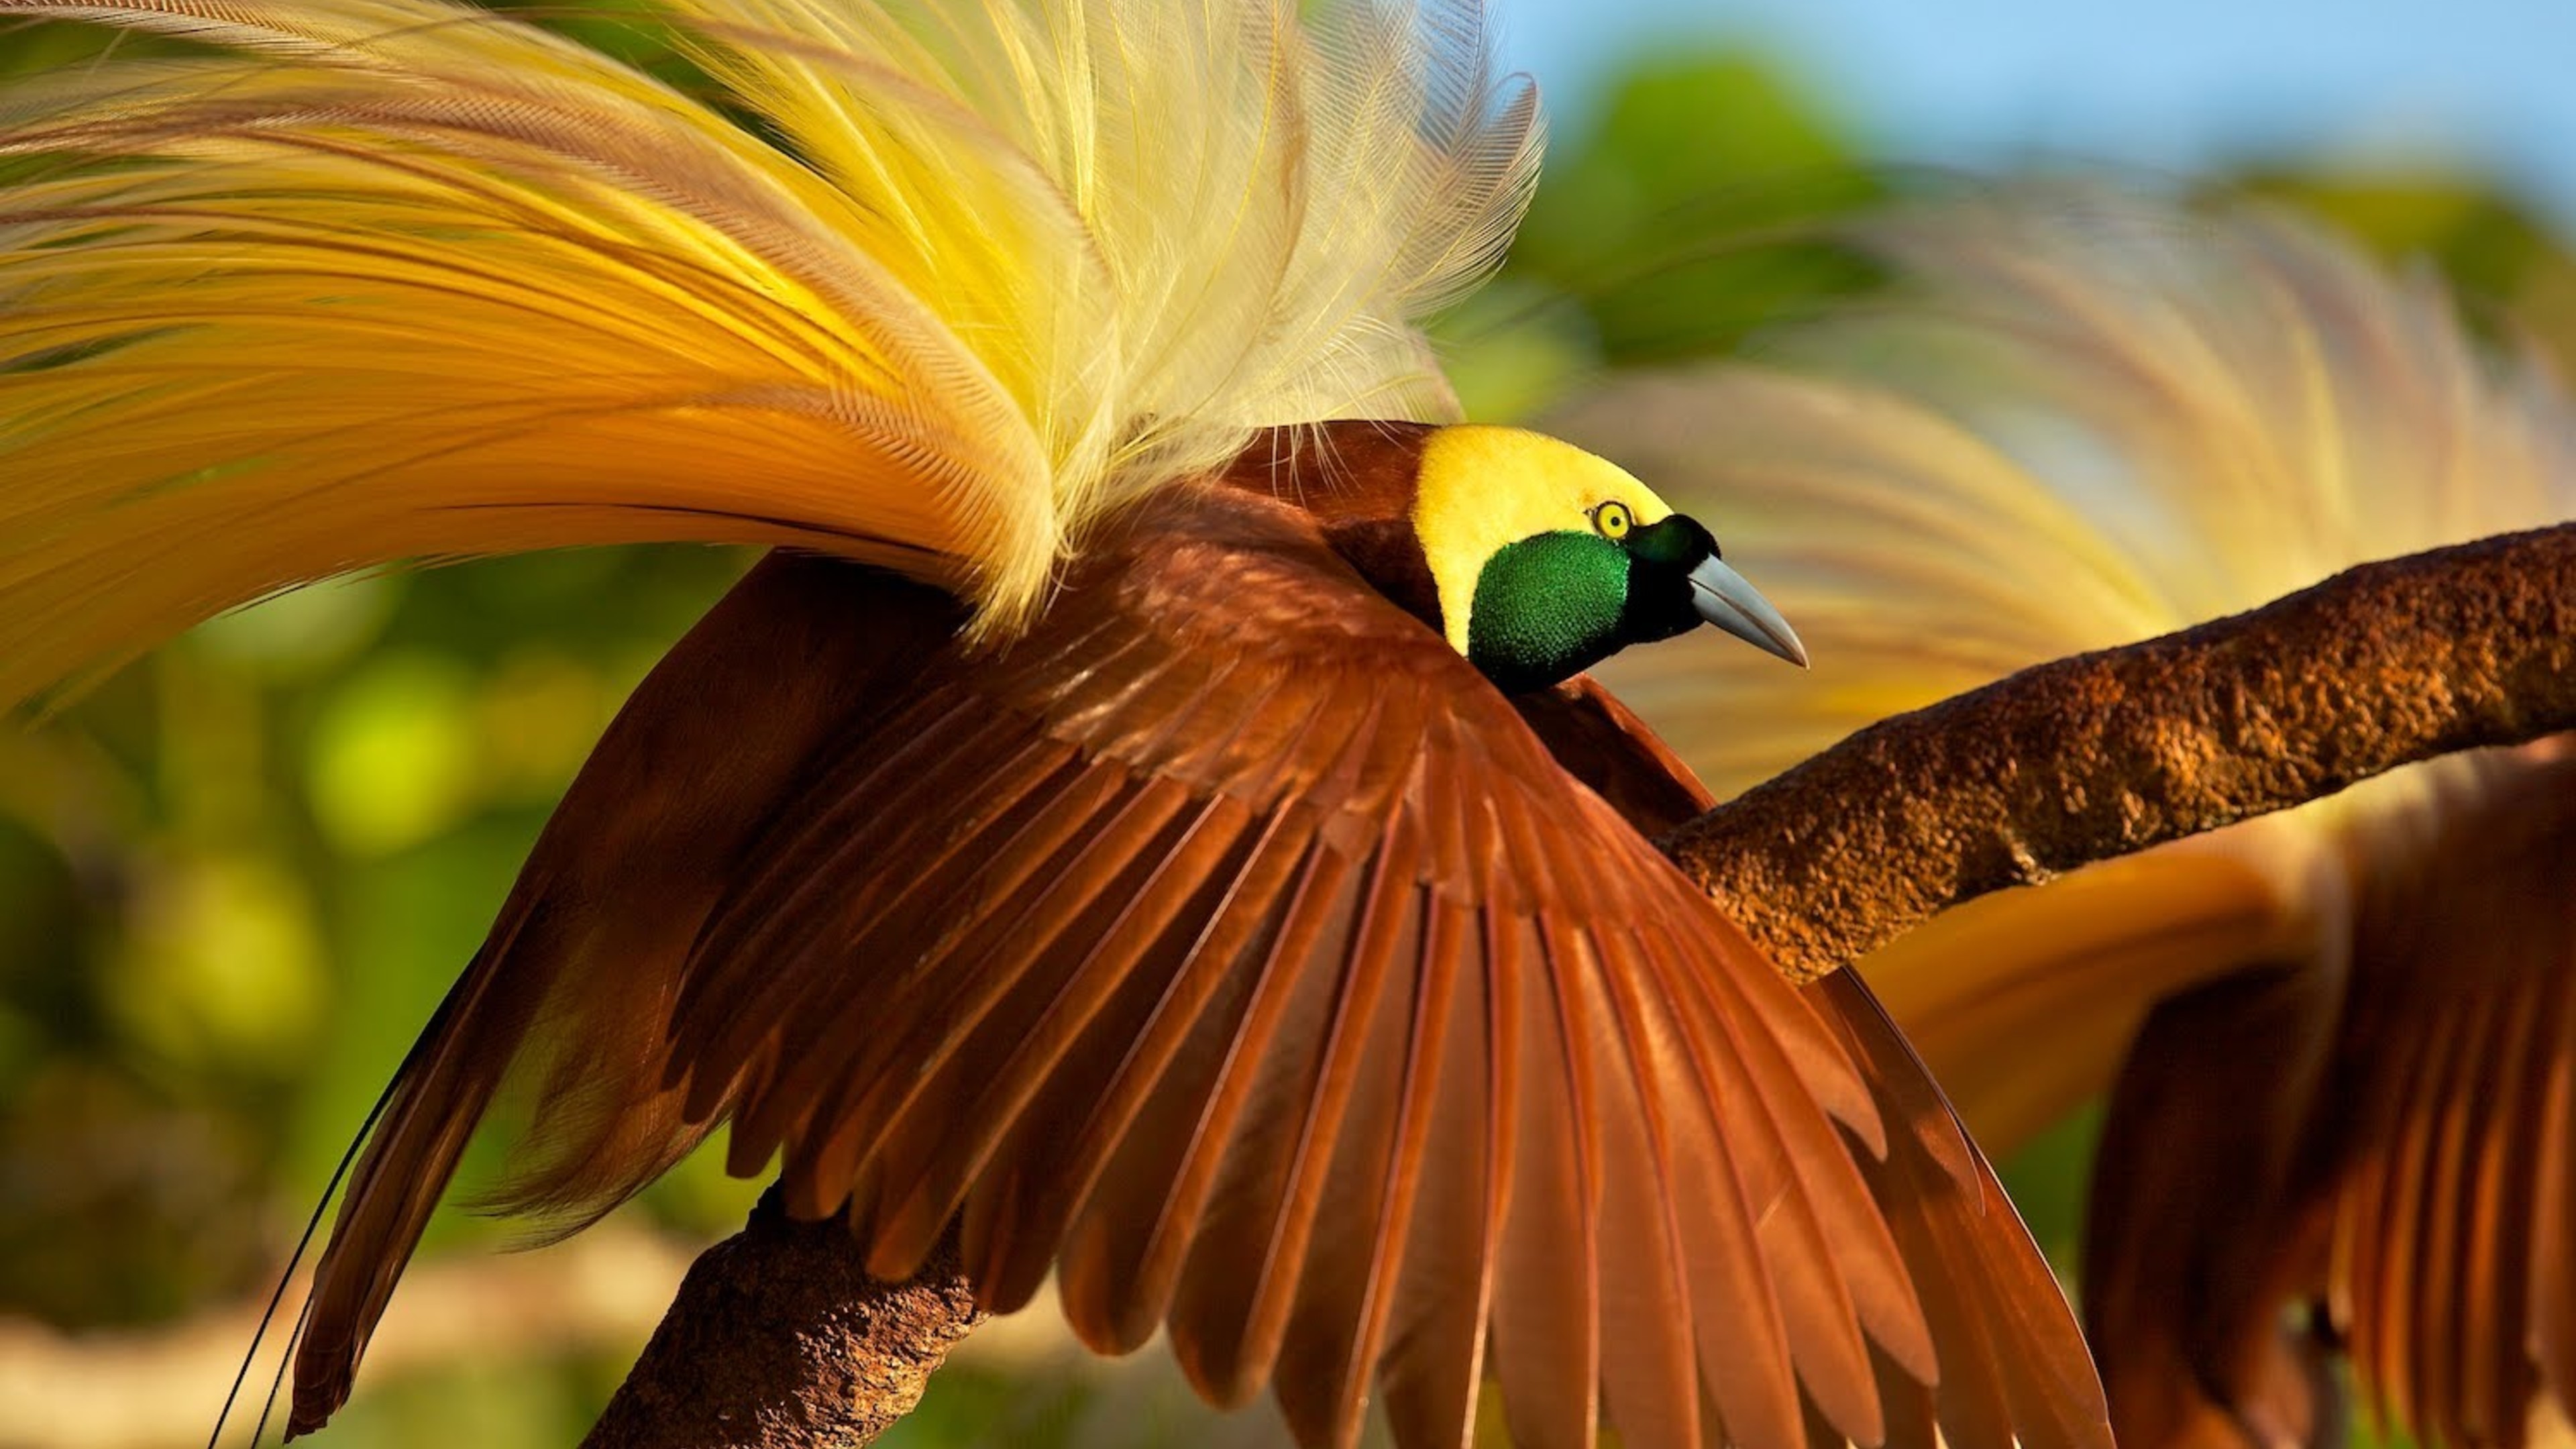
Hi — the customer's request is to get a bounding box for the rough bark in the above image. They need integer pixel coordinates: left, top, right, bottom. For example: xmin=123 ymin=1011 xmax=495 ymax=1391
xmin=580 ymin=1191 xmax=983 ymax=1449
xmin=586 ymin=521 xmax=2575 ymax=1446
xmin=1669 ymin=523 xmax=2576 ymax=981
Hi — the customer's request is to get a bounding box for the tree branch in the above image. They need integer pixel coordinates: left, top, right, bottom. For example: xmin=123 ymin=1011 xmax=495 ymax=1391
xmin=581 ymin=1192 xmax=983 ymax=1449
xmin=584 ymin=522 xmax=2575 ymax=1444
xmin=1668 ymin=523 xmax=2576 ymax=981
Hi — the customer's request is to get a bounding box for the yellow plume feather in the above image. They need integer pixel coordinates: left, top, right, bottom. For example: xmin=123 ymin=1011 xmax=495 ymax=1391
xmin=1574 ymin=193 xmax=2573 ymax=808
xmin=0 ymin=0 xmax=1540 ymax=706
xmin=1569 ymin=191 xmax=2576 ymax=1150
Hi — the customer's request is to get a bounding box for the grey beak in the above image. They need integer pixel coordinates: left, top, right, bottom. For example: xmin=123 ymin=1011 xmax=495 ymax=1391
xmin=1687 ymin=557 xmax=1809 ymax=668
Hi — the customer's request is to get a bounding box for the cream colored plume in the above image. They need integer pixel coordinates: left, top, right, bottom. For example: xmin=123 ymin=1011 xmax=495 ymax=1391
xmin=1570 ymin=191 xmax=2572 ymax=809
xmin=0 ymin=0 xmax=1540 ymax=705
xmin=1565 ymin=191 xmax=2576 ymax=1142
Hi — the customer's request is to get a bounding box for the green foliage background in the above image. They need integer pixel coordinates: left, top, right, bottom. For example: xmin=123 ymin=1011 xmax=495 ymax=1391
xmin=6 ymin=11 xmax=2572 ymax=1447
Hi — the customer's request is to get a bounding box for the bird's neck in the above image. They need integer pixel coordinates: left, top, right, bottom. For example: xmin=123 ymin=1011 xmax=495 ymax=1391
xmin=1219 ymin=420 xmax=1446 ymax=633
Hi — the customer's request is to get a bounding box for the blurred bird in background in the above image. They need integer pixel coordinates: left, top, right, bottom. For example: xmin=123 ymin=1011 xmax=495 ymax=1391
xmin=0 ymin=3 xmax=2108 ymax=1447
xmin=1574 ymin=193 xmax=2576 ymax=1449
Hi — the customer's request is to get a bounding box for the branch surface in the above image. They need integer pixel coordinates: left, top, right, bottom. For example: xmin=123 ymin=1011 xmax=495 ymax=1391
xmin=581 ymin=1193 xmax=982 ymax=1449
xmin=586 ymin=521 xmax=2575 ymax=1444
xmin=1668 ymin=523 xmax=2576 ymax=981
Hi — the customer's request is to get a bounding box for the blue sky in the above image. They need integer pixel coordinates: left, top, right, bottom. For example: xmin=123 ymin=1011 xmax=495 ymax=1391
xmin=1496 ymin=0 xmax=2576 ymax=229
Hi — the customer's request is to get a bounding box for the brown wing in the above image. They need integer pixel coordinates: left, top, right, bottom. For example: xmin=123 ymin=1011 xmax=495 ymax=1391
xmin=1518 ymin=678 xmax=2113 ymax=1449
xmin=650 ymin=486 xmax=1953 ymax=1449
xmin=2085 ymin=738 xmax=2576 ymax=1449
xmin=286 ymin=555 xmax=957 ymax=1434
xmin=290 ymin=482 xmax=2080 ymax=1449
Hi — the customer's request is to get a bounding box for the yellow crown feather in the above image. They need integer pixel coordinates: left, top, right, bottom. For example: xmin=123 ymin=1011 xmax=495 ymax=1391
xmin=0 ymin=0 xmax=1541 ymax=706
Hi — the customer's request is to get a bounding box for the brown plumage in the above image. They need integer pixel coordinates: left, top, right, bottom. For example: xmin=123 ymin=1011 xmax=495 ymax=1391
xmin=2081 ymin=739 xmax=2576 ymax=1449
xmin=283 ymin=427 xmax=2108 ymax=1449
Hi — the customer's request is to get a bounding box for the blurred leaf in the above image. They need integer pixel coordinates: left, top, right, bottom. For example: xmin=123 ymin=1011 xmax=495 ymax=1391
xmin=1507 ymin=50 xmax=1884 ymax=364
xmin=307 ymin=655 xmax=482 ymax=857
xmin=2231 ymin=170 xmax=2576 ymax=373
xmin=476 ymin=648 xmax=618 ymax=801
xmin=1997 ymin=1099 xmax=2104 ymax=1287
xmin=0 ymin=1061 xmax=269 ymax=1325
xmin=331 ymin=1353 xmax=603 ymax=1449
xmin=633 ymin=1135 xmax=767 ymax=1238
xmin=0 ymin=814 xmax=92 ymax=1057
xmin=192 ymin=576 xmax=402 ymax=682
xmin=103 ymin=851 xmax=325 ymax=1073
xmin=289 ymin=815 xmax=541 ymax=1205
xmin=1435 ymin=279 xmax=1600 ymax=422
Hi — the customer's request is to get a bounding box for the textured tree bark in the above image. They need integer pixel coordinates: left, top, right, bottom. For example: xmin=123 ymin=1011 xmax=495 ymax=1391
xmin=1669 ymin=523 xmax=2576 ymax=981
xmin=580 ymin=1191 xmax=983 ymax=1449
xmin=586 ymin=521 xmax=2574 ymax=1446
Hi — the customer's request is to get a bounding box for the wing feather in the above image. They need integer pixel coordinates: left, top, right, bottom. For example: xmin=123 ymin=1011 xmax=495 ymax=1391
xmin=2460 ymin=967 xmax=2551 ymax=1444
xmin=1374 ymin=906 xmax=1507 ymax=1449
xmin=282 ymin=554 xmax=959 ymax=1431
xmin=1693 ymin=953 xmax=1887 ymax=1446
xmin=874 ymin=789 xmax=1269 ymax=1268
xmin=1196 ymin=822 xmax=1424 ymax=1405
xmin=1120 ymin=826 xmax=1366 ymax=1356
xmin=2530 ymin=967 xmax=2576 ymax=1402
xmin=288 ymin=482 xmax=2107 ymax=1445
xmin=1516 ymin=674 xmax=2110 ymax=1449
xmin=1815 ymin=966 xmax=2111 ymax=1449
xmin=1487 ymin=924 xmax=1604 ymax=1449
xmin=1589 ymin=930 xmax=1707 ymax=1449
xmin=1657 ymin=1006 xmax=1805 ymax=1449
xmin=977 ymin=805 xmax=1320 ymax=1312
xmin=1273 ymin=888 xmax=1460 ymax=1448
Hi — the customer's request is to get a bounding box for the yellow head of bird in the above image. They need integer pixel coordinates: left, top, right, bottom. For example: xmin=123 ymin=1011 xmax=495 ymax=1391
xmin=1407 ymin=426 xmax=1809 ymax=692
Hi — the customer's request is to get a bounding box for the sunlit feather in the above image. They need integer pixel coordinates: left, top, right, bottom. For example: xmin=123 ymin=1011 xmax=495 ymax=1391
xmin=1574 ymin=192 xmax=2571 ymax=798
xmin=0 ymin=0 xmax=1540 ymax=706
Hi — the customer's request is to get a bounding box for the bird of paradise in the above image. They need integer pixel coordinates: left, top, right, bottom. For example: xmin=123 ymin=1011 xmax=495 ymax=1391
xmin=0 ymin=3 xmax=2108 ymax=1447
xmin=1580 ymin=193 xmax=2576 ymax=1449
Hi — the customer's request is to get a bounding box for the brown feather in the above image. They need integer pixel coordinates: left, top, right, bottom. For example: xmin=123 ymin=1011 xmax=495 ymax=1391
xmin=1589 ymin=941 xmax=1705 ymax=1449
xmin=981 ymin=810 xmax=1324 ymax=1313
xmin=1224 ymin=420 xmax=1446 ymax=629
xmin=290 ymin=480 xmax=2110 ymax=1449
xmin=1517 ymin=675 xmax=2110 ymax=1449
xmin=2080 ymin=738 xmax=2576 ymax=1449
xmin=1818 ymin=965 xmax=2112 ymax=1449
xmin=1489 ymin=928 xmax=1605 ymax=1449
xmin=1381 ymin=906 xmax=1521 ymax=1449
xmin=286 ymin=556 xmax=957 ymax=1434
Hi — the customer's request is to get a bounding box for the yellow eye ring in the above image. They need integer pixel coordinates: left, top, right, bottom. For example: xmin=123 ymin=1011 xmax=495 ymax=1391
xmin=1591 ymin=500 xmax=1633 ymax=539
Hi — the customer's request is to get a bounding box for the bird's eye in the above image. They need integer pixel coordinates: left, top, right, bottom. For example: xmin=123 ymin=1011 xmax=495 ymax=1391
xmin=1591 ymin=501 xmax=1633 ymax=539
